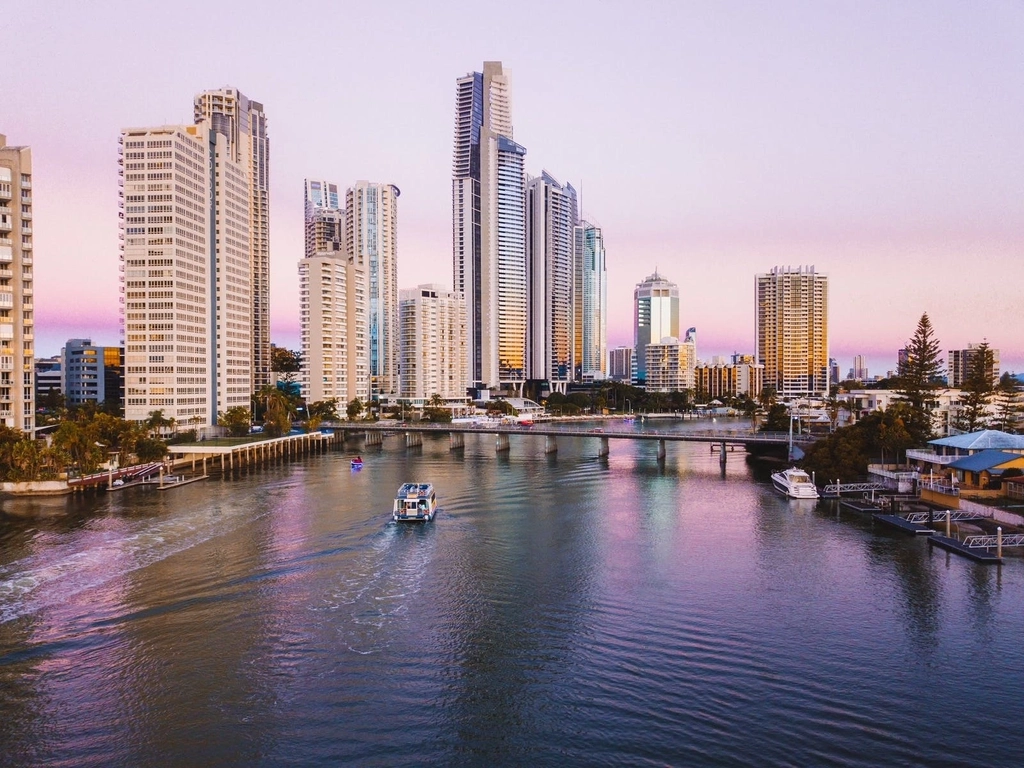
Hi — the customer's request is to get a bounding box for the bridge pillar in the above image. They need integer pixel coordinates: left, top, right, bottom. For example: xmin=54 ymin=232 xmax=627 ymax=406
xmin=405 ymin=431 xmax=422 ymax=448
xmin=719 ymin=441 xmax=727 ymax=467
xmin=545 ymin=435 xmax=558 ymax=454
xmin=657 ymin=439 xmax=666 ymax=461
xmin=495 ymin=433 xmax=510 ymax=452
xmin=598 ymin=437 xmax=610 ymax=457
xmin=449 ymin=432 xmax=464 ymax=450
xmin=366 ymin=431 xmax=382 ymax=446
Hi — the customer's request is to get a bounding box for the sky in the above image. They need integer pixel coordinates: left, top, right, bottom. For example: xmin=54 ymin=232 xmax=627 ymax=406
xmin=5 ymin=0 xmax=1023 ymax=376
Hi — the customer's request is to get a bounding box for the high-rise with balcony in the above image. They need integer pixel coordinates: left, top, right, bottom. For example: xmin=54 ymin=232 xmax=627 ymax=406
xmin=304 ymin=179 xmax=344 ymax=257
xmin=526 ymin=171 xmax=577 ymax=391
xmin=120 ymin=122 xmax=250 ymax=426
xmin=399 ymin=284 xmax=468 ymax=402
xmin=453 ymin=61 xmax=527 ymax=390
xmin=633 ymin=271 xmax=679 ymax=386
xmin=575 ymin=221 xmax=607 ymax=379
xmin=755 ymin=265 xmax=829 ymax=398
xmin=0 ymin=135 xmax=34 ymax=432
xmin=194 ymin=88 xmax=270 ymax=391
xmin=346 ymin=181 xmax=399 ymax=399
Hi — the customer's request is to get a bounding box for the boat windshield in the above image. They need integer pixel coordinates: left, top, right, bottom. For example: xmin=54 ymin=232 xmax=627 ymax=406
xmin=790 ymin=471 xmax=811 ymax=483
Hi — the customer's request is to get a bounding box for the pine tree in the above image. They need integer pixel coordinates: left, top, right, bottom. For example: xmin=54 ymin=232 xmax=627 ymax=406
xmin=956 ymin=341 xmax=996 ymax=433
xmin=896 ymin=313 xmax=944 ymax=443
xmin=992 ymin=372 xmax=1021 ymax=433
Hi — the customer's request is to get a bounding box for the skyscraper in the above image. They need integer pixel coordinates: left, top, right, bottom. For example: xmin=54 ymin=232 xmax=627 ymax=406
xmin=0 ymin=135 xmax=34 ymax=432
xmin=575 ymin=221 xmax=607 ymax=379
xmin=194 ymin=88 xmax=270 ymax=391
xmin=526 ymin=171 xmax=577 ymax=391
xmin=300 ymin=179 xmax=365 ymax=406
xmin=755 ymin=265 xmax=829 ymax=397
xmin=633 ymin=271 xmax=679 ymax=386
xmin=453 ymin=61 xmax=527 ymax=390
xmin=346 ymin=181 xmax=400 ymax=399
xmin=120 ymin=122 xmax=251 ymax=425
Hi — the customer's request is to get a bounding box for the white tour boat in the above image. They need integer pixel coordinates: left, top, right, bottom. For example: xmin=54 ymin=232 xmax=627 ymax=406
xmin=771 ymin=467 xmax=820 ymax=499
xmin=393 ymin=482 xmax=438 ymax=522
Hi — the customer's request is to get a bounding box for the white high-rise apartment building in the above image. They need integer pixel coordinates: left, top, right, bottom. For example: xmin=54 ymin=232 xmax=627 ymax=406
xmin=194 ymin=88 xmax=270 ymax=391
xmin=120 ymin=123 xmax=250 ymax=425
xmin=634 ymin=271 xmax=679 ymax=385
xmin=575 ymin=221 xmax=607 ymax=379
xmin=526 ymin=171 xmax=577 ymax=391
xmin=453 ymin=61 xmax=528 ymax=390
xmin=298 ymin=253 xmax=368 ymax=405
xmin=755 ymin=265 xmax=829 ymax=398
xmin=346 ymin=181 xmax=399 ymax=399
xmin=399 ymin=284 xmax=468 ymax=401
xmin=0 ymin=135 xmax=34 ymax=432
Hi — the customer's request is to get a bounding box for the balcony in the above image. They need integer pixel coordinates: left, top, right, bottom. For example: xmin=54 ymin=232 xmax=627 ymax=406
xmin=0 ymin=219 xmax=10 ymax=232
xmin=905 ymin=449 xmax=957 ymax=465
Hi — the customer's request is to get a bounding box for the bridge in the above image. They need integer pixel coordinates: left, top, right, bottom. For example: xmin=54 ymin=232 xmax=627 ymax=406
xmin=323 ymin=420 xmax=818 ymax=464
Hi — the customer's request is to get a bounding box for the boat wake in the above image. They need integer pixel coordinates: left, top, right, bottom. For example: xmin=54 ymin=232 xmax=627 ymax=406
xmin=0 ymin=500 xmax=277 ymax=625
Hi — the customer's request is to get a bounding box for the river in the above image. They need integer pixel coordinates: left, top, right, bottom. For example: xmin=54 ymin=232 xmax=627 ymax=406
xmin=1 ymin=423 xmax=1022 ymax=767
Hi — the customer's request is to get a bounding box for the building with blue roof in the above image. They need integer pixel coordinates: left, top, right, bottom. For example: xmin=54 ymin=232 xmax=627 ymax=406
xmin=946 ymin=450 xmax=1024 ymax=489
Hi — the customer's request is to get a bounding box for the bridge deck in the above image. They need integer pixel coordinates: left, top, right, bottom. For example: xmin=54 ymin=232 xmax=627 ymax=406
xmin=327 ymin=421 xmax=816 ymax=447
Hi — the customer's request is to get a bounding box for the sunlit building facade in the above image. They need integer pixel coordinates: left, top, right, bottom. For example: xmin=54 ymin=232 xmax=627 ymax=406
xmin=0 ymin=135 xmax=34 ymax=432
xmin=755 ymin=265 xmax=829 ymax=398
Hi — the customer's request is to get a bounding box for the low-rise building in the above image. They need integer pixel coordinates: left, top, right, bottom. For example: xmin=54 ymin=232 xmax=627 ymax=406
xmin=695 ymin=361 xmax=764 ymax=400
xmin=61 ymin=339 xmax=124 ymax=408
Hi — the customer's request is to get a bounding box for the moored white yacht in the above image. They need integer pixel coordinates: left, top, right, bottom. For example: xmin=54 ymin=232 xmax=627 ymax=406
xmin=772 ymin=467 xmax=820 ymax=499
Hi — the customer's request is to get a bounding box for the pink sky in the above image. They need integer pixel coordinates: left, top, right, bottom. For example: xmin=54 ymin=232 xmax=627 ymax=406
xmin=6 ymin=0 xmax=1023 ymax=375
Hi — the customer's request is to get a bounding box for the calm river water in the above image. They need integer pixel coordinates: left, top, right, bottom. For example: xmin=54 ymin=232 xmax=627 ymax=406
xmin=1 ymin=423 xmax=1022 ymax=767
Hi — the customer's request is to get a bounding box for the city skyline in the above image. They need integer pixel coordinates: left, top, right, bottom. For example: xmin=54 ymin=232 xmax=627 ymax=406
xmin=7 ymin=1 xmax=1023 ymax=373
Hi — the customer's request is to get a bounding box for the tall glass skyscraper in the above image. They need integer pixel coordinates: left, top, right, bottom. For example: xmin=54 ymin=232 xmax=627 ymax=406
xmin=633 ymin=271 xmax=680 ymax=386
xmin=453 ymin=61 xmax=527 ymax=390
xmin=575 ymin=222 xmax=607 ymax=378
xmin=526 ymin=171 xmax=577 ymax=389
